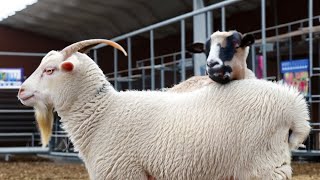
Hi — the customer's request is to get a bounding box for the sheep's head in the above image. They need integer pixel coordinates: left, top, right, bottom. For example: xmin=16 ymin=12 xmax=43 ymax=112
xmin=187 ymin=30 xmax=254 ymax=84
xmin=17 ymin=39 xmax=127 ymax=147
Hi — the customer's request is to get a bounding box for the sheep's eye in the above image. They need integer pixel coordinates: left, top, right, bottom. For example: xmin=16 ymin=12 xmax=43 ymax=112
xmin=233 ymin=40 xmax=240 ymax=48
xmin=44 ymin=68 xmax=55 ymax=75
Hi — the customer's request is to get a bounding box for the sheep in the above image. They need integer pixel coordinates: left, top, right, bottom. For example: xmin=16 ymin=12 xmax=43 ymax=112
xmin=18 ymin=39 xmax=310 ymax=180
xmin=206 ymin=31 xmax=255 ymax=82
xmin=170 ymin=30 xmax=255 ymax=92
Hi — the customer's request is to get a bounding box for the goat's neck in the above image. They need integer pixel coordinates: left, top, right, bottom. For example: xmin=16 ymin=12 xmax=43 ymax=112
xmin=56 ymin=67 xmax=115 ymax=154
xmin=57 ymin=61 xmax=113 ymax=113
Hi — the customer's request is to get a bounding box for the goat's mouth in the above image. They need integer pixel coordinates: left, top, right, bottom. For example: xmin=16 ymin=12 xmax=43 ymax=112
xmin=19 ymin=94 xmax=35 ymax=102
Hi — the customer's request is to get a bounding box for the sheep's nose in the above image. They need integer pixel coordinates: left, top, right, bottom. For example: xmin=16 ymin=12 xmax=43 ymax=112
xmin=207 ymin=61 xmax=219 ymax=68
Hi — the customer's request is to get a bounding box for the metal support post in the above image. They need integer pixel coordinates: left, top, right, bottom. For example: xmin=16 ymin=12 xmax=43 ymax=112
xmin=127 ymin=38 xmax=132 ymax=89
xmin=273 ymin=0 xmax=281 ymax=81
xmin=193 ymin=0 xmax=207 ymax=76
xmin=309 ymin=0 xmax=313 ymax=77
xmin=173 ymin=55 xmax=177 ymax=84
xmin=288 ymin=26 xmax=293 ymax=60
xmin=31 ymin=134 xmax=34 ymax=147
xmin=150 ymin=30 xmax=155 ymax=90
xmin=5 ymin=154 xmax=9 ymax=162
xmin=206 ymin=11 xmax=213 ymax=38
xmin=276 ymin=30 xmax=281 ymax=80
xmin=221 ymin=7 xmax=226 ymax=31
xmin=261 ymin=0 xmax=267 ymax=79
xmin=161 ymin=57 xmax=165 ymax=89
xmin=308 ymin=0 xmax=313 ymax=102
xmin=93 ymin=49 xmax=98 ymax=64
xmin=141 ymin=62 xmax=146 ymax=90
xmin=114 ymin=48 xmax=118 ymax=90
xmin=251 ymin=46 xmax=256 ymax=73
xmin=181 ymin=19 xmax=186 ymax=81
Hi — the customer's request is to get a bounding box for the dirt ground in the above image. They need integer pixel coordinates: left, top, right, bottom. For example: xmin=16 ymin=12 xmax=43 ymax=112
xmin=0 ymin=155 xmax=319 ymax=180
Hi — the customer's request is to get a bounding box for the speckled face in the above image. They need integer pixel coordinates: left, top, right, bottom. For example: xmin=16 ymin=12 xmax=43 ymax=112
xmin=206 ymin=31 xmax=254 ymax=84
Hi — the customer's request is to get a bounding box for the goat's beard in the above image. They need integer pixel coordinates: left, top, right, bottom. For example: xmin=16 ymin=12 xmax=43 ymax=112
xmin=34 ymin=103 xmax=54 ymax=147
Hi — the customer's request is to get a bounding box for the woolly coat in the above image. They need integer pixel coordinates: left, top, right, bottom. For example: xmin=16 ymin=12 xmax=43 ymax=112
xmin=169 ymin=68 xmax=256 ymax=93
xmin=57 ymin=57 xmax=310 ymax=180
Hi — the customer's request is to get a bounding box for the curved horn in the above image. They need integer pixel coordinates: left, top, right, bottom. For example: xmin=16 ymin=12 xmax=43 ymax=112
xmin=61 ymin=39 xmax=127 ymax=60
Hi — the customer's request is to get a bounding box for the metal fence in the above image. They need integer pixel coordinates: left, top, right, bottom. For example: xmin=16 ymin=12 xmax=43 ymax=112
xmin=93 ymin=0 xmax=245 ymax=90
xmin=0 ymin=0 xmax=319 ymax=157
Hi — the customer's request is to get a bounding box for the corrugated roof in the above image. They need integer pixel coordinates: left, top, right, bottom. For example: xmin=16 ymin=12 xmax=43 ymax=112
xmin=0 ymin=0 xmax=260 ymax=42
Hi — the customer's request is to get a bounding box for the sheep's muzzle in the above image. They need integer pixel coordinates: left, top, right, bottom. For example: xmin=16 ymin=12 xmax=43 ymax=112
xmin=207 ymin=65 xmax=232 ymax=84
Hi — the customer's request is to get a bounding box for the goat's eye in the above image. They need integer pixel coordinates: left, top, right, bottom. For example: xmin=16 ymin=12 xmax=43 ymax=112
xmin=44 ymin=68 xmax=55 ymax=75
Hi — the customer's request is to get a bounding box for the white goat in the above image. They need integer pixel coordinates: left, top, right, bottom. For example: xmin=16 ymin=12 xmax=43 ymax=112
xmin=18 ymin=39 xmax=310 ymax=180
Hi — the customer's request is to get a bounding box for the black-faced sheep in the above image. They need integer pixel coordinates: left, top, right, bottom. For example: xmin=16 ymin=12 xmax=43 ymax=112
xmin=18 ymin=39 xmax=310 ymax=180
xmin=170 ymin=30 xmax=255 ymax=92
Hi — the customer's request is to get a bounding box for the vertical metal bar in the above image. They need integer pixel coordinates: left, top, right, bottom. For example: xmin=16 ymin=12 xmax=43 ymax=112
xmin=31 ymin=134 xmax=34 ymax=147
xmin=54 ymin=119 xmax=58 ymax=149
xmin=161 ymin=57 xmax=165 ymax=89
xmin=251 ymin=45 xmax=256 ymax=74
xmin=261 ymin=0 xmax=267 ymax=79
xmin=308 ymin=0 xmax=313 ymax=103
xmin=114 ymin=48 xmax=118 ymax=90
xmin=318 ymin=40 xmax=320 ymax=138
xmin=5 ymin=155 xmax=9 ymax=162
xmin=221 ymin=7 xmax=226 ymax=31
xmin=150 ymin=30 xmax=155 ymax=90
xmin=141 ymin=62 xmax=146 ymax=90
xmin=181 ymin=19 xmax=186 ymax=81
xmin=206 ymin=11 xmax=213 ymax=38
xmin=272 ymin=0 xmax=281 ymax=81
xmin=309 ymin=0 xmax=313 ymax=77
xmin=318 ymin=40 xmax=320 ymax=67
xmin=127 ymin=37 xmax=132 ymax=90
xmin=173 ymin=55 xmax=177 ymax=84
xmin=275 ymin=28 xmax=281 ymax=80
xmin=288 ymin=25 xmax=293 ymax=60
xmin=193 ymin=1 xmax=206 ymax=76
xmin=93 ymin=49 xmax=98 ymax=64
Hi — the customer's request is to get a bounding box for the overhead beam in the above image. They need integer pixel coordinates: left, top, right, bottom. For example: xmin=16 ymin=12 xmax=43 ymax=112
xmin=255 ymin=25 xmax=320 ymax=43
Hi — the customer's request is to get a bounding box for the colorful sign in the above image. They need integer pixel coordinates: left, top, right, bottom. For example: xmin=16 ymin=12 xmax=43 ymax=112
xmin=0 ymin=68 xmax=24 ymax=88
xmin=281 ymin=59 xmax=309 ymax=73
xmin=281 ymin=59 xmax=309 ymax=96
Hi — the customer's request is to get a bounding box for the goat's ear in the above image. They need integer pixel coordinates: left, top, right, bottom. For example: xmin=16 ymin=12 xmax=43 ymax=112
xmin=60 ymin=61 xmax=74 ymax=72
xmin=240 ymin=34 xmax=255 ymax=47
xmin=186 ymin=42 xmax=205 ymax=53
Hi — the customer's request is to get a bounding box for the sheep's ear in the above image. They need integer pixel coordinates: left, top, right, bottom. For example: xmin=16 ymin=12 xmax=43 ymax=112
xmin=186 ymin=38 xmax=211 ymax=54
xmin=60 ymin=61 xmax=74 ymax=72
xmin=186 ymin=42 xmax=205 ymax=53
xmin=240 ymin=34 xmax=255 ymax=47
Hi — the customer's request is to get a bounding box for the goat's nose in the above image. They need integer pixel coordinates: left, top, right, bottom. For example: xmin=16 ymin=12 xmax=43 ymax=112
xmin=18 ymin=88 xmax=25 ymax=96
